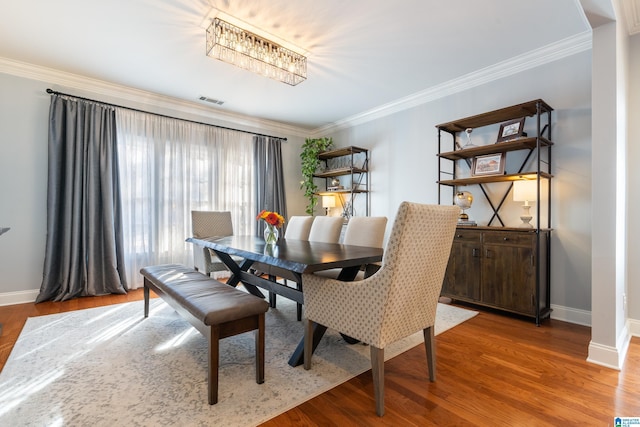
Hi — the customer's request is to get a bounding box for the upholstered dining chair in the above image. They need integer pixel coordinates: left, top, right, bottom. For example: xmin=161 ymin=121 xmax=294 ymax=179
xmin=314 ymin=216 xmax=388 ymax=281
xmin=307 ymin=216 xmax=344 ymax=243
xmin=282 ymin=215 xmax=315 ymax=240
xmin=190 ymin=211 xmax=241 ymax=276
xmin=302 ymin=202 xmax=459 ymax=416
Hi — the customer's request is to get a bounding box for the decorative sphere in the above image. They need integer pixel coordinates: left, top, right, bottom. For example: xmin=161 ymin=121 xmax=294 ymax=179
xmin=455 ymin=191 xmax=473 ymax=210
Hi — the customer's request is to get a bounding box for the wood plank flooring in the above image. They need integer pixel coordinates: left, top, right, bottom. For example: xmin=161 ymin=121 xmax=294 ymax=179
xmin=1 ymin=290 xmax=638 ymax=426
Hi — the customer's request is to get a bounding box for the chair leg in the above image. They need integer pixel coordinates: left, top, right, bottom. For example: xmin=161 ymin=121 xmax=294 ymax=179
xmin=370 ymin=346 xmax=385 ymax=416
xmin=303 ymin=319 xmax=314 ymax=370
xmin=423 ymin=326 xmax=436 ymax=381
xmin=255 ymin=314 xmax=265 ymax=384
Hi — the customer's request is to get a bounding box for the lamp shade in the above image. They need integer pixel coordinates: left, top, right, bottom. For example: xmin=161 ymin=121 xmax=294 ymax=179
xmin=513 ymin=180 xmax=537 ymax=202
xmin=322 ymin=195 xmax=336 ymax=208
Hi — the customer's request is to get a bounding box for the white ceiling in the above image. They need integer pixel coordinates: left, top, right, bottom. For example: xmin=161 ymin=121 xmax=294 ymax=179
xmin=0 ymin=0 xmax=636 ymax=130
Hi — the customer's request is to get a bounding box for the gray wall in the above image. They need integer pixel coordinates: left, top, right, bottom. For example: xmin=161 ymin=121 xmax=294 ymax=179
xmin=628 ymin=32 xmax=640 ymax=322
xmin=0 ymin=75 xmax=49 ymax=296
xmin=324 ymin=50 xmax=593 ymax=315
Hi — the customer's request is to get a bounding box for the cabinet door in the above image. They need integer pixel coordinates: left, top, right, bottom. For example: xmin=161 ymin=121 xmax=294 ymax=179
xmin=481 ymin=236 xmax=535 ymax=315
xmin=442 ymin=230 xmax=481 ymax=301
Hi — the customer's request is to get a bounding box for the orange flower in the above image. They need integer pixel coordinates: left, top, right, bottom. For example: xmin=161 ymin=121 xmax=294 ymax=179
xmin=256 ymin=210 xmax=285 ymax=228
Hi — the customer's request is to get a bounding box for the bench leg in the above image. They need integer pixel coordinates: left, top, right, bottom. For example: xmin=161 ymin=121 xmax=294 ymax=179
xmin=256 ymin=314 xmax=265 ymax=384
xmin=208 ymin=325 xmax=220 ymax=405
xmin=144 ymin=280 xmax=150 ymax=318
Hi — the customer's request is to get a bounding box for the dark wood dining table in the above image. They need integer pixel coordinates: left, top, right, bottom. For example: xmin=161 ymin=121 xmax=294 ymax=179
xmin=186 ymin=235 xmax=383 ymax=366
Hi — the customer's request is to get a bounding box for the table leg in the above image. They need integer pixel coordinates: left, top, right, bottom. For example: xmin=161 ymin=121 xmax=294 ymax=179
xmin=336 ymin=265 xmax=360 ymax=281
xmin=296 ymin=282 xmax=303 ymax=321
xmin=268 ymin=275 xmax=277 ymax=308
xmin=214 ymin=251 xmax=266 ymax=299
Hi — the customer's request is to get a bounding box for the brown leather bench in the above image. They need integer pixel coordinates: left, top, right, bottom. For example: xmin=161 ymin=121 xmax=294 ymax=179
xmin=140 ymin=263 xmax=269 ymax=404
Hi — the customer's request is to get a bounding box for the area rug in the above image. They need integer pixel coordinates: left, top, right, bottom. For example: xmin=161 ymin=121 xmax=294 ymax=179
xmin=0 ymin=297 xmax=477 ymax=427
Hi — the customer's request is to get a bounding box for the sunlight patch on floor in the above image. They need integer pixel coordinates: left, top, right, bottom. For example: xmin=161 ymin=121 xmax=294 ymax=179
xmin=0 ymin=366 xmax=65 ymax=417
xmin=156 ymin=327 xmax=197 ymax=352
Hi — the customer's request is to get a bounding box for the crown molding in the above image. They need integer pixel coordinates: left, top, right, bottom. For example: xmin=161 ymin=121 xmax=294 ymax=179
xmin=622 ymin=0 xmax=640 ymax=34
xmin=0 ymin=56 xmax=310 ymax=139
xmin=0 ymin=28 xmax=593 ymax=140
xmin=311 ymin=31 xmax=592 ymax=136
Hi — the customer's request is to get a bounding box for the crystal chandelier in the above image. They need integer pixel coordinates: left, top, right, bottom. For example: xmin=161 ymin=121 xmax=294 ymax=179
xmin=206 ymin=18 xmax=307 ymax=86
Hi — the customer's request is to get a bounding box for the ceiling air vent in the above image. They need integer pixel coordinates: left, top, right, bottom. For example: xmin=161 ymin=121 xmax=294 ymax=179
xmin=199 ymin=96 xmax=225 ymax=106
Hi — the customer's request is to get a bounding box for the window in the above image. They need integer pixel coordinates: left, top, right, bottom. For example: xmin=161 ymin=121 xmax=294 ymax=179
xmin=116 ymin=110 xmax=255 ymax=287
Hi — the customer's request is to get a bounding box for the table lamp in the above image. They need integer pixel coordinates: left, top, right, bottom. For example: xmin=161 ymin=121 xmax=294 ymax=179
xmin=513 ymin=180 xmax=537 ymax=228
xmin=322 ymin=195 xmax=336 ymax=216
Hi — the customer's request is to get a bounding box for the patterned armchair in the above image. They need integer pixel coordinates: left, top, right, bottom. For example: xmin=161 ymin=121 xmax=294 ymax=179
xmin=302 ymin=202 xmax=459 ymax=416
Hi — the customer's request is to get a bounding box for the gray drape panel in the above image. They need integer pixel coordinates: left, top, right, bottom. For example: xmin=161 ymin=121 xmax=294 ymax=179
xmin=254 ymin=136 xmax=288 ymax=235
xmin=36 ymin=95 xmax=128 ymax=302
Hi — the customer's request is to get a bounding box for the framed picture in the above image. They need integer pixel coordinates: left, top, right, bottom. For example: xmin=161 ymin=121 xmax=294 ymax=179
xmin=496 ymin=117 xmax=526 ymax=142
xmin=472 ymin=153 xmax=506 ymax=176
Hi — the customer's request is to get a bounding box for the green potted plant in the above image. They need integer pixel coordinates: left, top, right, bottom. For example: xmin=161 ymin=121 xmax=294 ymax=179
xmin=300 ymin=137 xmax=333 ymax=215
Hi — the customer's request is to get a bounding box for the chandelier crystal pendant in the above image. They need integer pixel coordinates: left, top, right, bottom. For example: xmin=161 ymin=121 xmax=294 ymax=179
xmin=206 ymin=18 xmax=307 ymax=86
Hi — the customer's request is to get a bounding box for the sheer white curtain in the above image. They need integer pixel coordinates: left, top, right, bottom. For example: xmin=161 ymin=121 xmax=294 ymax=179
xmin=116 ymin=109 xmax=255 ymax=288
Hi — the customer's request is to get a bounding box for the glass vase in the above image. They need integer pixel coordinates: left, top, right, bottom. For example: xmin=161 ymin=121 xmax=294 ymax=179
xmin=263 ymin=224 xmax=279 ymax=245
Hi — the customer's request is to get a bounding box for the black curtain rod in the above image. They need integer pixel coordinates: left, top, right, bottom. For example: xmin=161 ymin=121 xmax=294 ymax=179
xmin=45 ymin=88 xmax=287 ymax=141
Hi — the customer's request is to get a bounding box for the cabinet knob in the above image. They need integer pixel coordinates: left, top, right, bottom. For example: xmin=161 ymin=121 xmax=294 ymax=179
xmin=456 ymin=234 xmax=463 ymax=238
xmin=503 ymin=237 xmax=509 ymax=241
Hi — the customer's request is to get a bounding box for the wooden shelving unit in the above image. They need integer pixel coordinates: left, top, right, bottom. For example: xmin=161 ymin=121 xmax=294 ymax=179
xmin=314 ymin=146 xmax=370 ymax=217
xmin=436 ymin=99 xmax=553 ymax=325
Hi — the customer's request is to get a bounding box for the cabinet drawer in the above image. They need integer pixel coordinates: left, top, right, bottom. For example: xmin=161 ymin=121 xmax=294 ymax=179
xmin=453 ymin=230 xmax=481 ymax=243
xmin=483 ymin=232 xmax=534 ymax=247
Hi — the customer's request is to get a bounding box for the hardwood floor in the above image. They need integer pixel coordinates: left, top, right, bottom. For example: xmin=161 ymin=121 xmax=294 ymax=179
xmin=1 ymin=290 xmax=638 ymax=425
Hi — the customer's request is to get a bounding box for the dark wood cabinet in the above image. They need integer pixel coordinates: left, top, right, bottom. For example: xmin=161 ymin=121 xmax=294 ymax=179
xmin=443 ymin=229 xmax=481 ymax=301
xmin=442 ymin=227 xmax=550 ymax=321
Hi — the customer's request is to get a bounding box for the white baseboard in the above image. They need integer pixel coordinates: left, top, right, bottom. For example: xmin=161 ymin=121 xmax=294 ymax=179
xmin=0 ymin=289 xmax=39 ymax=306
xmin=587 ymin=324 xmax=631 ymax=370
xmin=550 ymin=304 xmax=592 ymax=326
xmin=628 ymin=318 xmax=640 ymax=336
